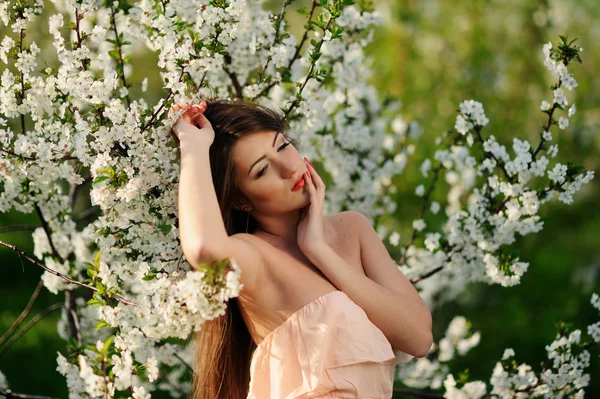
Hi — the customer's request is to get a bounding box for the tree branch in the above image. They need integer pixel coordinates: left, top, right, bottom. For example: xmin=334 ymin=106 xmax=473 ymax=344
xmin=0 ymin=225 xmax=38 ymax=234
xmin=109 ymin=1 xmax=131 ymax=108
xmin=398 ymin=163 xmax=443 ymax=266
xmin=72 ymin=205 xmax=101 ymax=223
xmin=393 ymin=388 xmax=444 ymax=398
xmin=0 ymin=280 xmax=44 ymax=348
xmin=65 ymin=290 xmax=82 ymax=348
xmin=255 ymin=0 xmax=292 ymax=84
xmin=0 ymin=390 xmax=60 ymax=399
xmin=251 ymin=0 xmax=319 ymax=101
xmin=223 ymin=54 xmax=244 ymax=99
xmin=33 ymin=203 xmax=63 ymax=262
xmin=0 ymin=240 xmax=139 ymax=307
xmin=0 ymin=303 xmax=63 ymax=360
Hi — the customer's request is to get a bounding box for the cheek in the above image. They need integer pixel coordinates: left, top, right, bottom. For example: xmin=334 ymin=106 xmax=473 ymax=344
xmin=245 ymin=182 xmax=278 ymax=204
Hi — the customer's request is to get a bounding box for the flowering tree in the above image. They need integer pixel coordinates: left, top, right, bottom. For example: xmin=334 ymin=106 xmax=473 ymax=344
xmin=0 ymin=0 xmax=597 ymax=398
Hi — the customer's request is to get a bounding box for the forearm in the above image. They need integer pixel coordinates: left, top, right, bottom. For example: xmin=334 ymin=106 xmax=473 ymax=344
xmin=177 ymin=134 xmax=228 ymax=266
xmin=306 ymin=244 xmax=432 ymax=356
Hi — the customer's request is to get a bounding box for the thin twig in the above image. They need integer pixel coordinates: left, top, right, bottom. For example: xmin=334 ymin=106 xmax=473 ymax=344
xmin=251 ymin=0 xmax=319 ymax=101
xmin=72 ymin=205 xmax=101 ymax=223
xmin=0 ymin=148 xmax=77 ymax=162
xmin=282 ymin=12 xmax=336 ymax=119
xmin=65 ymin=290 xmax=83 ymax=348
xmin=174 ymin=352 xmax=193 ymax=373
xmin=530 ymin=54 xmax=569 ymax=163
xmin=410 ymin=265 xmax=445 ymax=284
xmin=223 ymin=54 xmax=244 ymax=99
xmin=19 ymin=28 xmax=25 ymax=135
xmin=33 ymin=203 xmax=62 ymax=262
xmin=0 ymin=390 xmax=60 ymax=399
xmin=255 ymin=0 xmax=292 ymax=84
xmin=472 ymin=126 xmax=514 ymax=183
xmin=0 ymin=240 xmax=139 ymax=307
xmin=0 ymin=303 xmax=63 ymax=360
xmin=141 ymin=70 xmax=185 ymax=132
xmin=0 ymin=148 xmax=34 ymax=161
xmin=73 ymin=7 xmax=90 ymax=71
xmin=109 ymin=1 xmax=131 ymax=108
xmin=393 ymin=388 xmax=444 ymax=398
xmin=0 ymin=280 xmax=44 ymax=348
xmin=398 ymin=164 xmax=443 ymax=266
xmin=0 ymin=225 xmax=38 ymax=234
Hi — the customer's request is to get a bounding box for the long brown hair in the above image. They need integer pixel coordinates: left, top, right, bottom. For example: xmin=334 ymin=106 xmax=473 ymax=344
xmin=190 ymin=98 xmax=299 ymax=399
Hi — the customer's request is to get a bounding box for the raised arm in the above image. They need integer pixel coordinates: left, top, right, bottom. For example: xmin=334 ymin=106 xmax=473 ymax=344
xmin=173 ymin=102 xmax=226 ymax=264
xmin=173 ymin=102 xmax=265 ymax=289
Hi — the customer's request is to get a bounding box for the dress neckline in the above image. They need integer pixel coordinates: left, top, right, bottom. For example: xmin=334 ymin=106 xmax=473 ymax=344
xmin=255 ymin=290 xmax=345 ymax=349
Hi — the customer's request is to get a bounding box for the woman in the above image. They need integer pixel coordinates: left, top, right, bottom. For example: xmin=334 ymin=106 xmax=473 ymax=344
xmin=171 ymin=98 xmax=433 ymax=399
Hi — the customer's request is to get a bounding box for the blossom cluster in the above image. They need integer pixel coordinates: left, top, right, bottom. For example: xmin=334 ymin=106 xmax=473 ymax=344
xmin=398 ymin=39 xmax=593 ymax=309
xmin=390 ymin=38 xmax=597 ymax=397
xmin=397 ymin=293 xmax=599 ymax=399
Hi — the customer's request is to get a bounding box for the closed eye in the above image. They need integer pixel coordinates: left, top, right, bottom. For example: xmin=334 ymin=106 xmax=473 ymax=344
xmin=256 ymin=142 xmax=291 ymax=179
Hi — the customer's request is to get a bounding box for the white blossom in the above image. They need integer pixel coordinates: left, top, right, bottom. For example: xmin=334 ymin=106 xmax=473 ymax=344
xmin=388 ymin=231 xmax=400 ymax=246
xmin=558 ymin=116 xmax=569 ymax=130
xmin=412 ymin=219 xmax=426 ymax=232
xmin=415 ymin=184 xmax=425 ymax=197
xmin=540 ymin=100 xmax=551 ymax=111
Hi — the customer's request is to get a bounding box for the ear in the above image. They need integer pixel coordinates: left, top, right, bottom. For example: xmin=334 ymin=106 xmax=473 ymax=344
xmin=233 ymin=201 xmax=252 ymax=212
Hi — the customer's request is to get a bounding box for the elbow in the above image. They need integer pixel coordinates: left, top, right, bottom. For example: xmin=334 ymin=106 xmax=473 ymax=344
xmin=411 ymin=310 xmax=433 ymax=358
xmin=416 ymin=311 xmax=433 ymax=358
xmin=182 ymin=241 xmax=208 ymax=270
xmin=415 ymin=330 xmax=433 ymax=358
xmin=418 ymin=309 xmax=433 ymax=357
xmin=185 ymin=241 xmax=226 ymax=270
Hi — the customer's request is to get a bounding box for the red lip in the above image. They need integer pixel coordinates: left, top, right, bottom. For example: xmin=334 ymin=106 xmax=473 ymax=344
xmin=291 ymin=175 xmax=305 ymax=191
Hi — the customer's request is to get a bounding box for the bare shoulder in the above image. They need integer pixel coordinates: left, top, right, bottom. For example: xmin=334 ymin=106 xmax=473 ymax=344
xmin=224 ymin=232 xmax=271 ymax=293
xmin=325 ymin=210 xmax=369 ymax=245
xmin=327 ymin=210 xmax=370 ymax=235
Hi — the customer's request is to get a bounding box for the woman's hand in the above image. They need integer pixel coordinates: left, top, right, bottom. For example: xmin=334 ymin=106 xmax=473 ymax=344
xmin=297 ymin=157 xmax=328 ymax=259
xmin=168 ymin=100 xmax=214 ymax=144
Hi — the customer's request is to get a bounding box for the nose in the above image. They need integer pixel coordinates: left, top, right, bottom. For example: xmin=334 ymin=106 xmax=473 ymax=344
xmin=281 ymin=157 xmax=300 ymax=179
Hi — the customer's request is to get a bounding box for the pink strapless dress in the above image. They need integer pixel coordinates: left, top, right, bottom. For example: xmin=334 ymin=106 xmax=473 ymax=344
xmin=246 ymin=290 xmax=415 ymax=399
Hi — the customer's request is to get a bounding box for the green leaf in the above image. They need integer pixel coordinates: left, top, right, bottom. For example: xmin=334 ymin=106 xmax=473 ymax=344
xmin=103 ymin=336 xmax=114 ymax=353
xmin=93 ymin=176 xmax=110 ymax=185
xmin=94 ymin=251 xmax=102 ymax=269
xmin=108 ymin=50 xmax=120 ymax=60
xmin=95 ymin=320 xmax=110 ymax=330
xmin=158 ymin=223 xmax=172 ymax=235
xmin=86 ymin=298 xmax=104 ymax=306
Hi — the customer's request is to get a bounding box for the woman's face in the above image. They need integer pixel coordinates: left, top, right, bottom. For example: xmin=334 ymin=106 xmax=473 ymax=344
xmin=232 ymin=130 xmax=309 ymax=214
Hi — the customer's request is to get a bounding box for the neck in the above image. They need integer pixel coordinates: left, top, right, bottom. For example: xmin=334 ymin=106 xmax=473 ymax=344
xmin=252 ymin=209 xmax=304 ymax=249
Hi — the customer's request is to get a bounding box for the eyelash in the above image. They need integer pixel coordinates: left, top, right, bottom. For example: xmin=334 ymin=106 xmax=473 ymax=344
xmin=256 ymin=142 xmax=291 ymax=179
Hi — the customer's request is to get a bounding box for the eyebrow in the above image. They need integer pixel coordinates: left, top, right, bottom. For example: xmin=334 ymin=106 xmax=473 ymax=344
xmin=247 ymin=131 xmax=281 ymax=176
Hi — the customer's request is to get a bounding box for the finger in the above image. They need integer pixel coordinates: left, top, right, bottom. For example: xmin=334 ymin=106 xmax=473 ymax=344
xmin=303 ymin=170 xmax=316 ymax=198
xmin=305 ymin=158 xmax=325 ymax=190
xmin=189 ymin=103 xmax=207 ymax=124
xmin=193 ymin=112 xmax=213 ymax=130
xmin=169 ymin=103 xmax=189 ymax=118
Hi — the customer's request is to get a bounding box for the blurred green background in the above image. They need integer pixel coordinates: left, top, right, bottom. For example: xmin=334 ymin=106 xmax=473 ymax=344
xmin=1 ymin=0 xmax=598 ymax=397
